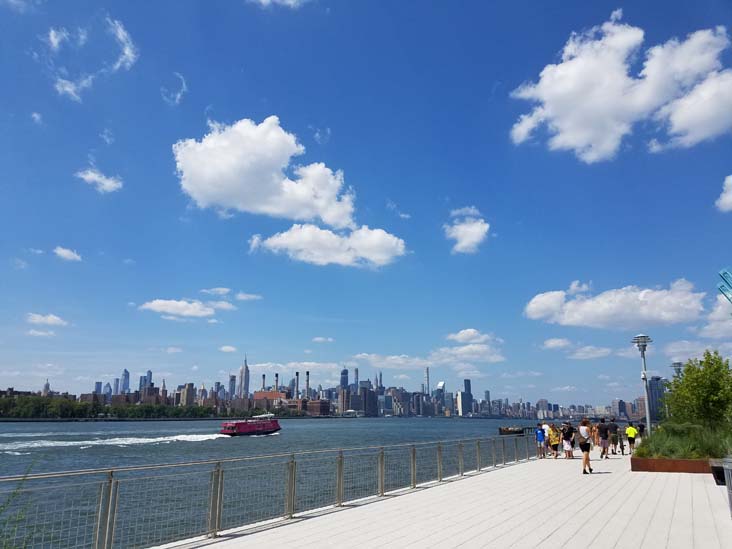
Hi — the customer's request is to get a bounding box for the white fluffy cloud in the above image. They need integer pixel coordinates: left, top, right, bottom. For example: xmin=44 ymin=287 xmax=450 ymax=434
xmin=568 ymin=345 xmax=612 ymax=360
xmin=444 ymin=206 xmax=489 ymax=254
xmin=699 ymin=295 xmax=732 ymax=338
xmin=31 ymin=112 xmax=42 ymax=124
xmin=511 ymin=10 xmax=732 ymax=162
xmin=250 ymin=224 xmax=405 ymax=267
xmin=250 ymin=0 xmax=308 ymax=7
xmin=715 ymin=175 xmax=732 ymax=212
xmin=542 ymin=338 xmax=572 ymax=350
xmin=525 ymin=279 xmax=704 ymax=328
xmin=53 ymin=246 xmax=82 ymax=261
xmin=551 ymin=385 xmax=577 ymax=392
xmin=236 ymin=292 xmax=263 ymax=301
xmin=75 ymin=166 xmax=123 ymax=193
xmin=173 ymin=116 xmax=355 ymax=229
xmin=447 ymin=328 xmax=491 ymax=344
xmin=165 ymin=346 xmax=182 ymax=354
xmin=312 ymin=336 xmax=334 ymax=343
xmin=219 ymin=345 xmax=237 ymax=353
xmin=26 ymin=313 xmax=67 ymax=326
xmin=664 ymin=339 xmax=732 ymax=362
xmin=206 ymin=300 xmax=237 ymax=311
xmin=139 ymin=299 xmax=215 ymax=318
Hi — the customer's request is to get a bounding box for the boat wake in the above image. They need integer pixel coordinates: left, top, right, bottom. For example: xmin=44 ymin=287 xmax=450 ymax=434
xmin=249 ymin=432 xmax=281 ymax=438
xmin=0 ymin=433 xmax=229 ymax=452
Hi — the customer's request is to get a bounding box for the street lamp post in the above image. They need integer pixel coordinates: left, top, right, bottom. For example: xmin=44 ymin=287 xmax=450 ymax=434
xmin=632 ymin=334 xmax=653 ymax=435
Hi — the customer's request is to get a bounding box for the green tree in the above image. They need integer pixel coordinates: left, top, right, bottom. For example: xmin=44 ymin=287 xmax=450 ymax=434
xmin=665 ymin=350 xmax=732 ymax=427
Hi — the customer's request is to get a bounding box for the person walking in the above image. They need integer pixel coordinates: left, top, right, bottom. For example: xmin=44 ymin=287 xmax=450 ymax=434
xmin=608 ymin=417 xmax=619 ymax=455
xmin=535 ymin=423 xmax=546 ymax=458
xmin=626 ymin=422 xmax=639 ymax=454
xmin=562 ymin=421 xmax=575 ymax=459
xmin=578 ymin=418 xmax=593 ymax=474
xmin=548 ymin=423 xmax=561 ymax=459
xmin=637 ymin=422 xmax=645 ymax=443
xmin=597 ymin=418 xmax=610 ymax=459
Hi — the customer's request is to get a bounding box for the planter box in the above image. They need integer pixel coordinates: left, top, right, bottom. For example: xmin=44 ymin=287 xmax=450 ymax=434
xmin=631 ymin=456 xmax=711 ymax=473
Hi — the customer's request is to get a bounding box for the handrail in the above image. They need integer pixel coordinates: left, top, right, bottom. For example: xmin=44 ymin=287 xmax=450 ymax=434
xmin=0 ymin=433 xmax=527 ymax=483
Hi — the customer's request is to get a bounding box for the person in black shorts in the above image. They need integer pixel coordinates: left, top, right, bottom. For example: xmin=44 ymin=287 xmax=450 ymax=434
xmin=597 ymin=418 xmax=610 ymax=459
xmin=608 ymin=418 xmax=619 ymax=454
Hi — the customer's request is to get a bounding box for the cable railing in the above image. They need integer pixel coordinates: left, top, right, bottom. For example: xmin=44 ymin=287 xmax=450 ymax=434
xmin=0 ymin=434 xmax=535 ymax=549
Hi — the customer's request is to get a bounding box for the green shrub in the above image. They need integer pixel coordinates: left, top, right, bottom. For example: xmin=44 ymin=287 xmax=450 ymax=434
xmin=634 ymin=423 xmax=730 ymax=459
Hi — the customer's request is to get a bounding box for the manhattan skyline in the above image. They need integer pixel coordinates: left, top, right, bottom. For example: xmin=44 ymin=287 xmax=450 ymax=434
xmin=2 ymin=0 xmax=732 ymax=404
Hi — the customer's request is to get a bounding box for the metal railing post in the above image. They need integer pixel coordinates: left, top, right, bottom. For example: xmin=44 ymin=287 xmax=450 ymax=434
xmin=437 ymin=443 xmax=443 ymax=482
xmin=378 ymin=448 xmax=385 ymax=496
xmin=93 ymin=471 xmax=115 ymax=549
xmin=514 ymin=437 xmax=519 ymax=462
xmin=458 ymin=442 xmax=464 ymax=476
xmin=335 ymin=450 xmax=344 ymax=506
xmin=476 ymin=440 xmax=481 ymax=472
xmin=502 ymin=438 xmax=507 ymax=465
xmin=491 ymin=438 xmax=496 ymax=467
xmin=526 ymin=436 xmax=531 ymax=461
xmin=207 ymin=462 xmax=224 ymax=538
xmin=285 ymin=454 xmax=296 ymax=518
xmin=410 ymin=446 xmax=417 ymax=488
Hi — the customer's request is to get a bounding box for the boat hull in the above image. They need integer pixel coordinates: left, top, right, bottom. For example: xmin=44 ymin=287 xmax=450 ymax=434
xmin=220 ymin=419 xmax=281 ymax=436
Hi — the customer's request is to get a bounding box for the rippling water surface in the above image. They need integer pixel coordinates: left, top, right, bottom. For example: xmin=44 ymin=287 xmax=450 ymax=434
xmin=0 ymin=417 xmax=534 ymax=476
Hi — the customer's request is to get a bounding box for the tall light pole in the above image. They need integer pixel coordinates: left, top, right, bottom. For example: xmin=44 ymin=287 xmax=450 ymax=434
xmin=632 ymin=334 xmax=653 ymax=435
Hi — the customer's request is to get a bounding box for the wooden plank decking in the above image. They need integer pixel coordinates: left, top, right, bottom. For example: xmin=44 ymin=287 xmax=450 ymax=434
xmin=170 ymin=452 xmax=732 ymax=549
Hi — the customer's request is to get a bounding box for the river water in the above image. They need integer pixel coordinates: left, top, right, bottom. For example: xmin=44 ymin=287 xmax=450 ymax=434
xmin=0 ymin=417 xmax=535 ymax=477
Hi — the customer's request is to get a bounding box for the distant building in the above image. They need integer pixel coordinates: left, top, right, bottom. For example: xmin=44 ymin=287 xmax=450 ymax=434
xmin=228 ymin=374 xmax=236 ymax=401
xmin=180 ymin=383 xmax=196 ymax=407
xmin=113 ymin=378 xmax=120 ymax=396
xmin=41 ymin=379 xmax=50 ymax=397
xmin=307 ymin=399 xmax=331 ymax=416
xmin=340 ymin=368 xmax=349 ymax=390
xmin=121 ymin=369 xmax=130 ymax=394
xmin=94 ymin=381 xmax=102 ymax=395
xmin=456 ymin=391 xmax=471 ymax=417
xmin=648 ymin=376 xmax=667 ymax=421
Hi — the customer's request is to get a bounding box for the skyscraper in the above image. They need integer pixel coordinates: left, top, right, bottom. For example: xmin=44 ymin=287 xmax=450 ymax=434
xmin=340 ymin=368 xmax=349 ymax=389
xmin=648 ymin=376 xmax=667 ymax=421
xmin=238 ymin=357 xmax=250 ymax=399
xmin=41 ymin=379 xmax=50 ymax=397
xmin=146 ymin=370 xmax=153 ymax=388
xmin=94 ymin=381 xmax=102 ymax=394
xmin=228 ymin=374 xmax=236 ymax=401
xmin=121 ymin=369 xmax=130 ymax=394
xmin=484 ymin=390 xmax=491 ymax=404
xmin=113 ymin=378 xmax=120 ymax=396
xmin=354 ymin=368 xmax=359 ymax=388
xmin=424 ymin=367 xmax=430 ymax=395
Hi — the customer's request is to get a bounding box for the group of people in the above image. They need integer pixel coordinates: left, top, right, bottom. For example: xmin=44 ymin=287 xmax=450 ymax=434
xmin=534 ymin=418 xmax=644 ymax=474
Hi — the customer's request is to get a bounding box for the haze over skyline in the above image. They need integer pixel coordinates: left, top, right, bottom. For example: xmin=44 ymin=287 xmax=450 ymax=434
xmin=2 ymin=0 xmax=732 ymax=404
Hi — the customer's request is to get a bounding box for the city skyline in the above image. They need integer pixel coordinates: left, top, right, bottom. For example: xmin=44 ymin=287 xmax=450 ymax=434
xmin=2 ymin=1 xmax=732 ymax=404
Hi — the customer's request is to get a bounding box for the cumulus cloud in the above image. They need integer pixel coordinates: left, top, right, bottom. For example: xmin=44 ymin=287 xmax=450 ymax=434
xmin=699 ymin=295 xmax=732 ymax=338
xmin=250 ymin=224 xmax=406 ymax=267
xmin=53 ymin=246 xmax=82 ymax=261
xmin=525 ymin=279 xmax=704 ymax=328
xmin=664 ymin=339 xmax=732 ymax=362
xmin=219 ymin=345 xmax=237 ymax=353
xmin=206 ymin=300 xmax=237 ymax=311
xmin=568 ymin=345 xmax=613 ymax=360
xmin=511 ymin=10 xmax=732 ymax=162
xmin=386 ymin=199 xmax=411 ymax=220
xmin=236 ymin=292 xmax=263 ymax=301
xmin=312 ymin=336 xmax=334 ymax=343
xmin=31 ymin=112 xmax=42 ymax=125
xmin=444 ymin=207 xmax=489 ymax=254
xmin=542 ymin=338 xmax=572 ymax=350
xmin=500 ymin=370 xmax=542 ymax=379
xmin=139 ymin=299 xmax=215 ymax=318
xmin=26 ymin=313 xmax=67 ymax=326
xmin=250 ymin=0 xmax=309 ymax=8
xmin=447 ymin=328 xmax=491 ymax=344
xmin=715 ymin=175 xmax=732 ymax=212
xmin=551 ymin=385 xmax=577 ymax=392
xmin=161 ymin=72 xmax=187 ymax=106
xmin=75 ymin=166 xmax=123 ymax=193
xmin=173 ymin=116 xmax=355 ymax=229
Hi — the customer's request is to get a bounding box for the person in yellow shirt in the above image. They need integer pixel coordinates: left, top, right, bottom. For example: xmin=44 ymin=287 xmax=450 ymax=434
xmin=625 ymin=422 xmax=639 ymax=454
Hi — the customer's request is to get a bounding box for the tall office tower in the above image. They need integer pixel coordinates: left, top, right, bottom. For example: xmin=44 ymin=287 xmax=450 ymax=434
xmin=139 ymin=375 xmax=147 ymax=391
xmin=161 ymin=379 xmax=167 ymax=402
xmin=340 ymin=368 xmax=349 ymax=389
xmin=295 ymin=372 xmax=300 ymax=399
xmin=305 ymin=371 xmax=310 ymax=398
xmin=424 ymin=367 xmax=430 ymax=395
xmin=113 ymin=378 xmax=120 ymax=396
xmin=648 ymin=376 xmax=667 ymax=421
xmin=274 ymin=373 xmax=279 ymax=391
xmin=463 ymin=379 xmax=473 ymax=408
xmin=379 ymin=371 xmax=382 ymax=389
xmin=180 ymin=383 xmax=196 ymax=407
xmin=41 ymin=379 xmax=50 ymax=397
xmin=262 ymin=374 xmax=266 ymax=390
xmin=243 ymin=358 xmax=250 ymax=397
xmin=94 ymin=381 xmax=102 ymax=394
xmin=354 ymin=368 xmax=359 ymax=388
xmin=228 ymin=374 xmax=236 ymax=401
xmin=484 ymin=390 xmax=491 ymax=403
xmin=238 ymin=364 xmax=245 ymax=399
xmin=464 ymin=379 xmax=472 ymax=395
xmin=121 ymin=369 xmax=130 ymax=394
xmin=103 ymin=382 xmax=112 ymax=401
xmin=146 ymin=370 xmax=153 ymax=388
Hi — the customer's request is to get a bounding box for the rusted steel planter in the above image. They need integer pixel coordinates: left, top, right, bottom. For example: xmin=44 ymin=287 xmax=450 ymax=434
xmin=631 ymin=456 xmax=712 ymax=473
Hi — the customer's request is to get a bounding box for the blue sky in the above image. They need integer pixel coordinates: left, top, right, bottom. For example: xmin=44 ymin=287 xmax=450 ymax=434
xmin=2 ymin=0 xmax=732 ymax=405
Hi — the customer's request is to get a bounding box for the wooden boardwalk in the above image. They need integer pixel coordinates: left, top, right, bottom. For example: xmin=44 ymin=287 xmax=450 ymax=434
xmin=169 ymin=453 xmax=732 ymax=549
